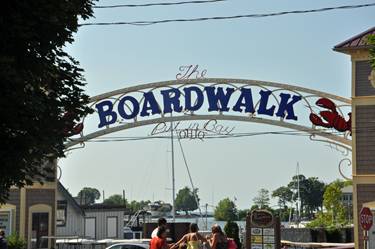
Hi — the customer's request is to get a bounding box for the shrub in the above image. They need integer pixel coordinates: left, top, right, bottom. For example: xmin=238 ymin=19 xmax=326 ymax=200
xmin=326 ymin=226 xmax=342 ymax=243
xmin=224 ymin=218 xmax=241 ymax=249
xmin=7 ymin=231 xmax=27 ymax=249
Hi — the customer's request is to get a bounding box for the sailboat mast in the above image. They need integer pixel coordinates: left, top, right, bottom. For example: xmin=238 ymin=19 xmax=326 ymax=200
xmin=171 ymin=116 xmax=176 ymax=223
xmin=297 ymin=162 xmax=300 ymax=228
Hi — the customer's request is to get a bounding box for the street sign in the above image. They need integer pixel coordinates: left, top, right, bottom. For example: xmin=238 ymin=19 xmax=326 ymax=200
xmin=364 ymin=236 xmax=369 ymax=241
xmin=360 ymin=207 xmax=373 ymax=231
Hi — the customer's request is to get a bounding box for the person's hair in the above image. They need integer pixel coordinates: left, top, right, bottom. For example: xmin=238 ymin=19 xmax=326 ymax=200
xmin=158 ymin=218 xmax=167 ymax=227
xmin=0 ymin=230 xmax=4 ymax=236
xmin=157 ymin=226 xmax=167 ymax=239
xmin=211 ymin=225 xmax=225 ymax=236
xmin=189 ymin=223 xmax=198 ymax=233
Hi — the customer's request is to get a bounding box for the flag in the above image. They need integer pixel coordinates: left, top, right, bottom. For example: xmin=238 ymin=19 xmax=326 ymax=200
xmin=234 ymin=197 xmax=237 ymax=201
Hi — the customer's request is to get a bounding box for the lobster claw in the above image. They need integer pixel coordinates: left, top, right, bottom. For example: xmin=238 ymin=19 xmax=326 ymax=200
xmin=316 ymin=98 xmax=336 ymax=112
xmin=66 ymin=123 xmax=84 ymax=137
xmin=309 ymin=113 xmax=323 ymax=126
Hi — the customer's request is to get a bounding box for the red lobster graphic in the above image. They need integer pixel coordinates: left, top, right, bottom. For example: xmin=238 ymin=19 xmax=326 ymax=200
xmin=309 ymin=98 xmax=351 ymax=134
xmin=260 ymin=218 xmax=271 ymax=225
xmin=60 ymin=112 xmax=84 ymax=137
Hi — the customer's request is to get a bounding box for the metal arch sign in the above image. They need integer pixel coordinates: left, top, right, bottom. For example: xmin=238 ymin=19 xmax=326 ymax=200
xmin=65 ymin=77 xmax=352 ymax=155
xmin=95 ymin=86 xmax=302 ymax=128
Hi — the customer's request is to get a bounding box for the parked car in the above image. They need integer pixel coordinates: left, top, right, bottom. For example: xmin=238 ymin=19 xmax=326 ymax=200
xmin=106 ymin=243 xmax=149 ymax=249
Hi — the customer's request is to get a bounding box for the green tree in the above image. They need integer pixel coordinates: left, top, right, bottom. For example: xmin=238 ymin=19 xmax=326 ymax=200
xmin=224 ymin=218 xmax=241 ymax=249
xmin=287 ymin=175 xmax=326 ymax=216
xmin=78 ymin=187 xmax=101 ymax=205
xmin=214 ymin=198 xmax=237 ymax=221
xmin=130 ymin=200 xmax=151 ymax=211
xmin=158 ymin=206 xmax=171 ymax=215
xmin=343 ymin=181 xmax=353 ymax=187
xmin=250 ymin=205 xmax=259 ymax=211
xmin=104 ymin=194 xmax=127 ymax=205
xmin=237 ymin=209 xmax=250 ymax=220
xmin=175 ymin=186 xmax=199 ymax=215
xmin=272 ymin=186 xmax=293 ymax=209
xmin=0 ymin=0 xmax=95 ymax=203
xmin=253 ymin=189 xmax=270 ymax=209
xmin=304 ymin=177 xmax=327 ymax=216
xmin=307 ymin=182 xmax=348 ymax=227
xmin=364 ymin=34 xmax=375 ymax=68
xmin=329 ymin=179 xmax=345 ymax=189
xmin=323 ymin=183 xmax=347 ymax=225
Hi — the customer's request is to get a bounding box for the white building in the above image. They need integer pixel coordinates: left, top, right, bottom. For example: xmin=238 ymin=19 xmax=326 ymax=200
xmin=57 ymin=182 xmax=126 ymax=240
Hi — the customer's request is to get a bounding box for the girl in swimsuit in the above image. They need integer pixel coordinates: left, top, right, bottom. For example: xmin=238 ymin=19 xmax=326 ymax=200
xmin=170 ymin=223 xmax=207 ymax=249
xmin=206 ymin=225 xmax=228 ymax=249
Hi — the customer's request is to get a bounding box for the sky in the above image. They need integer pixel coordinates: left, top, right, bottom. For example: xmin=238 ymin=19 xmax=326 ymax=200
xmin=58 ymin=0 xmax=374 ymax=211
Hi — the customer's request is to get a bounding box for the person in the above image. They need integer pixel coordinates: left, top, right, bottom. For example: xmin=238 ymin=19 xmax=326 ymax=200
xmin=0 ymin=230 xmax=7 ymax=249
xmin=152 ymin=218 xmax=167 ymax=238
xmin=149 ymin=226 xmax=168 ymax=249
xmin=170 ymin=223 xmax=207 ymax=249
xmin=206 ymin=225 xmax=228 ymax=249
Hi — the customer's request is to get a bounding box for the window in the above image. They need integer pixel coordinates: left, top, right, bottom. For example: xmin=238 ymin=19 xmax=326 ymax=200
xmin=85 ymin=218 xmax=96 ymax=239
xmin=31 ymin=212 xmax=49 ymax=249
xmin=350 ymin=195 xmax=353 ymax=201
xmin=344 ymin=195 xmax=348 ymax=201
xmin=107 ymin=217 xmax=118 ymax=238
xmin=121 ymin=246 xmax=145 ymax=249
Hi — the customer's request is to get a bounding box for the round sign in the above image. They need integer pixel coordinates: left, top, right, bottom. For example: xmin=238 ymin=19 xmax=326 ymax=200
xmin=250 ymin=210 xmax=274 ymax=227
xmin=360 ymin=207 xmax=373 ymax=231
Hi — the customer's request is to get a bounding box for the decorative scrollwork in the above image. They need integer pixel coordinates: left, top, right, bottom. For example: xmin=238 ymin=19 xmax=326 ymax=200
xmin=310 ymin=134 xmax=352 ymax=180
xmin=309 ymin=134 xmax=351 ymax=156
xmin=39 ymin=162 xmax=63 ymax=186
xmin=338 ymin=158 xmax=353 ymax=181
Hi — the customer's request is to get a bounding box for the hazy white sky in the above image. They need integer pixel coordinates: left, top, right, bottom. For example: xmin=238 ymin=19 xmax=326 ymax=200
xmin=59 ymin=0 xmax=374 ymax=211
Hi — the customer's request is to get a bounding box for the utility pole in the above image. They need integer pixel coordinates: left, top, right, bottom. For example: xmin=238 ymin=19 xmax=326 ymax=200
xmin=205 ymin=204 xmax=208 ymax=229
xmin=171 ymin=114 xmax=176 ymax=223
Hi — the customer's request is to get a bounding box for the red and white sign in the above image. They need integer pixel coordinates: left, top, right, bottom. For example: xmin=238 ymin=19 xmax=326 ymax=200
xmin=360 ymin=207 xmax=373 ymax=231
xmin=364 ymin=236 xmax=369 ymax=241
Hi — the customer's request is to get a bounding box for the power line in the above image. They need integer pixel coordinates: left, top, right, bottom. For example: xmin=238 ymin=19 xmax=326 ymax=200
xmin=93 ymin=0 xmax=229 ymax=8
xmin=80 ymin=2 xmax=375 ymax=26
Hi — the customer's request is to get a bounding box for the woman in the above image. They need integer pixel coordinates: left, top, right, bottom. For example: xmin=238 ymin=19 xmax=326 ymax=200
xmin=150 ymin=226 xmax=168 ymax=249
xmin=171 ymin=223 xmax=207 ymax=249
xmin=206 ymin=225 xmax=228 ymax=249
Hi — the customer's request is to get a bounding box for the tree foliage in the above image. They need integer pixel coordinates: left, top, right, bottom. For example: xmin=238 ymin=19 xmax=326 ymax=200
xmin=224 ymin=218 xmax=241 ymax=248
xmin=104 ymin=194 xmax=127 ymax=205
xmin=158 ymin=206 xmax=171 ymax=215
xmin=214 ymin=198 xmax=237 ymax=221
xmin=343 ymin=181 xmax=353 ymax=187
xmin=306 ymin=182 xmax=348 ymax=227
xmin=237 ymin=209 xmax=250 ymax=221
xmin=285 ymin=175 xmax=326 ymax=217
xmin=272 ymin=186 xmax=293 ymax=209
xmin=0 ymin=0 xmax=96 ymax=203
xmin=365 ymin=34 xmax=375 ymax=68
xmin=253 ymin=189 xmax=270 ymax=209
xmin=329 ymin=179 xmax=345 ymax=189
xmin=130 ymin=200 xmax=151 ymax=211
xmin=175 ymin=186 xmax=199 ymax=215
xmin=7 ymin=231 xmax=27 ymax=249
xmin=78 ymin=187 xmax=101 ymax=205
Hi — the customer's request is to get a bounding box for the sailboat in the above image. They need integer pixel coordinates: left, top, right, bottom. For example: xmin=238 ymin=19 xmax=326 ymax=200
xmin=288 ymin=162 xmax=306 ymax=228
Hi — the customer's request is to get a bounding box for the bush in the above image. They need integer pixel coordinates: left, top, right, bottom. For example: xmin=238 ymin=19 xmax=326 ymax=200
xmin=326 ymin=226 xmax=342 ymax=243
xmin=224 ymin=218 xmax=241 ymax=249
xmin=7 ymin=231 xmax=27 ymax=249
xmin=345 ymin=228 xmax=352 ymax=243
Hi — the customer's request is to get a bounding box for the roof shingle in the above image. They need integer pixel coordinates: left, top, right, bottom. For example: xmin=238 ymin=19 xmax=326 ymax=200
xmin=334 ymin=26 xmax=375 ymax=51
